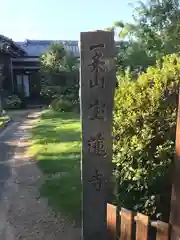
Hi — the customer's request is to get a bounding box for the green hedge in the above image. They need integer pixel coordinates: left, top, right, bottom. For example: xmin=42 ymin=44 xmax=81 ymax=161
xmin=50 ymin=85 xmax=79 ymax=113
xmin=4 ymin=95 xmax=22 ymax=109
xmin=51 ymin=97 xmax=73 ymax=112
xmin=113 ymin=54 xmax=180 ymax=221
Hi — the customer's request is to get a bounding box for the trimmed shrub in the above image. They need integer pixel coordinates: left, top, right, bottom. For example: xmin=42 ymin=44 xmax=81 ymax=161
xmin=113 ymin=54 xmax=180 ymax=221
xmin=4 ymin=95 xmax=22 ymax=109
xmin=51 ymin=96 xmax=73 ymax=112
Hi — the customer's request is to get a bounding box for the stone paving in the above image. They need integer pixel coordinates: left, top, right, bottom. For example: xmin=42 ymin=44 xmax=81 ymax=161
xmin=0 ymin=110 xmax=81 ymax=240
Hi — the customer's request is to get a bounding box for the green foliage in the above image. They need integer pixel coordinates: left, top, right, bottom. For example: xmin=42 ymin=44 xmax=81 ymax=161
xmin=40 ymin=42 xmax=79 ymax=106
xmin=113 ymin=54 xmax=180 ymax=220
xmin=51 ymin=96 xmax=73 ymax=112
xmin=4 ymin=95 xmax=21 ymax=109
xmin=40 ymin=42 xmax=78 ymax=73
xmin=50 ymin=83 xmax=79 ymax=112
xmin=132 ymin=0 xmax=180 ymax=57
xmin=114 ymin=0 xmax=180 ymax=72
xmin=116 ymin=41 xmax=155 ymax=72
xmin=0 ymin=115 xmax=9 ymax=127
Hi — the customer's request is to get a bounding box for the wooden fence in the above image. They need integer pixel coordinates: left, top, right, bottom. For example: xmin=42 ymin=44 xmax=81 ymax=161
xmin=107 ymin=204 xmax=170 ymax=240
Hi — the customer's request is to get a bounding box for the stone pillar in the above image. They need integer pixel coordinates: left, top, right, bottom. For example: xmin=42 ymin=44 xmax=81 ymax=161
xmin=80 ymin=31 xmax=116 ymax=240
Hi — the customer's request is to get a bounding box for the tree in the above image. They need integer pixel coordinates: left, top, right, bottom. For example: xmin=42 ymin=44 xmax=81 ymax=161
xmin=114 ymin=0 xmax=180 ymax=71
xmin=40 ymin=42 xmax=78 ymax=73
xmin=116 ymin=40 xmax=155 ymax=72
xmin=132 ymin=0 xmax=180 ymax=57
xmin=113 ymin=20 xmax=155 ymax=71
xmin=40 ymin=42 xmax=79 ymax=100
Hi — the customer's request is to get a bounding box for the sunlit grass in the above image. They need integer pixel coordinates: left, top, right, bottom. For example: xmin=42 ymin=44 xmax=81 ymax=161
xmin=0 ymin=115 xmax=10 ymax=127
xmin=28 ymin=110 xmax=81 ymax=224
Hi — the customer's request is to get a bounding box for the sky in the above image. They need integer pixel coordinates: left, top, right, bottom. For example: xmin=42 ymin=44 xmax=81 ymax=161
xmin=0 ymin=0 xmax=137 ymax=41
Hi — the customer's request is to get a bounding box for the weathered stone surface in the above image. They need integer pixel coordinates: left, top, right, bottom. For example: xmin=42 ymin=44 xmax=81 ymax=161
xmin=80 ymin=31 xmax=116 ymax=240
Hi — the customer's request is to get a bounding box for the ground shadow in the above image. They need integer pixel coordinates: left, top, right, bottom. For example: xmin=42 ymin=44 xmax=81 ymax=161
xmin=37 ymin=152 xmax=81 ymax=226
xmin=0 ymin=121 xmax=26 ymax=201
xmin=0 ymin=141 xmax=15 ymax=201
xmin=32 ymin=124 xmax=80 ymax=144
xmin=30 ymin=110 xmax=81 ymax=225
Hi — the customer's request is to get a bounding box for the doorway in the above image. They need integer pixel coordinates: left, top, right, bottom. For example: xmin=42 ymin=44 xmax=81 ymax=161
xmin=16 ymin=75 xmax=30 ymax=97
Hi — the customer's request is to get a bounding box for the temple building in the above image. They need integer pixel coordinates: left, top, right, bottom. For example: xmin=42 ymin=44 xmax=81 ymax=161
xmin=0 ymin=35 xmax=79 ymax=99
xmin=0 ymin=34 xmax=121 ymax=101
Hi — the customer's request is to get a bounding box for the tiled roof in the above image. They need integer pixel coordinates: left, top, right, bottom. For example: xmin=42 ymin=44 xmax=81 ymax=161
xmin=0 ymin=35 xmax=26 ymax=56
xmin=15 ymin=39 xmax=125 ymax=58
xmin=16 ymin=40 xmax=79 ymax=57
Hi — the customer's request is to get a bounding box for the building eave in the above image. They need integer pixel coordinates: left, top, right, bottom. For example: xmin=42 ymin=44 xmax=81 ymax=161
xmin=12 ymin=66 xmax=40 ymax=70
xmin=12 ymin=57 xmax=39 ymax=62
xmin=0 ymin=34 xmax=27 ymax=57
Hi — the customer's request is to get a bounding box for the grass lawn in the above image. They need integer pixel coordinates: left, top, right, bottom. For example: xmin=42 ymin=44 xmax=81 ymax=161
xmin=28 ymin=109 xmax=81 ymax=224
xmin=0 ymin=115 xmax=10 ymax=127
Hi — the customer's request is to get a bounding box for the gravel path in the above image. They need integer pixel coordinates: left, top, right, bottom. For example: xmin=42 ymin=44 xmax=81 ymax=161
xmin=0 ymin=110 xmax=81 ymax=240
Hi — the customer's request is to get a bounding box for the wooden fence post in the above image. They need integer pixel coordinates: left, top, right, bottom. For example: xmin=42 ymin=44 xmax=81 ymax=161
xmin=120 ymin=208 xmax=135 ymax=240
xmin=154 ymin=221 xmax=170 ymax=240
xmin=107 ymin=204 xmax=117 ymax=240
xmin=135 ymin=213 xmax=149 ymax=240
